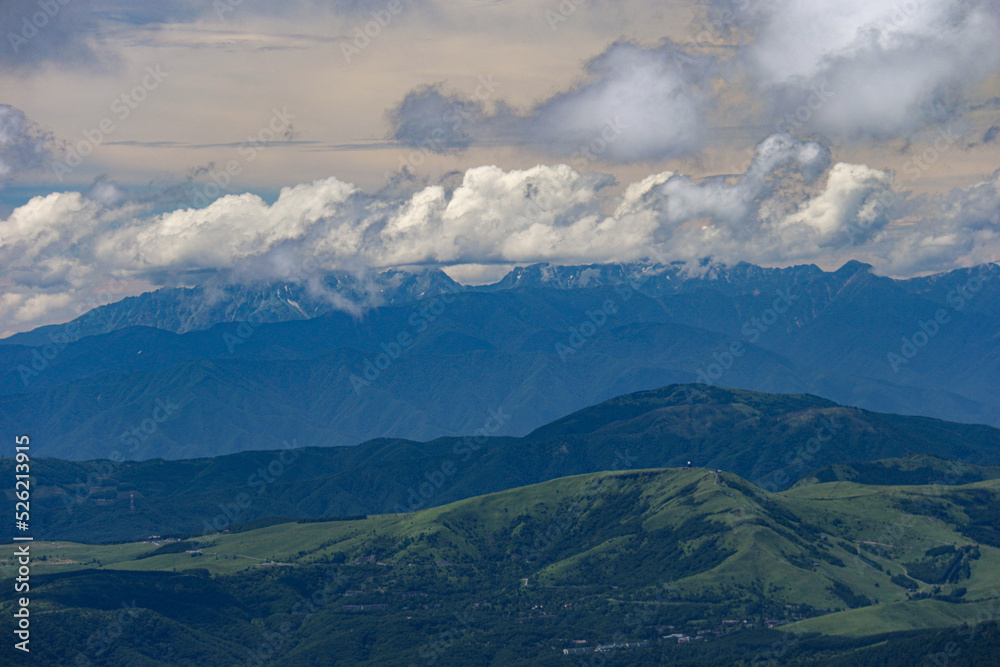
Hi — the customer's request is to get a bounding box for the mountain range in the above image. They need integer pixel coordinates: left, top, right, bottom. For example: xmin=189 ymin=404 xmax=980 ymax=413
xmin=1 ymin=261 xmax=998 ymax=462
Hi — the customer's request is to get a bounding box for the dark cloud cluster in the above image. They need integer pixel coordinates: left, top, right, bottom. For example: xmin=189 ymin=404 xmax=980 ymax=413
xmin=390 ymin=41 xmax=717 ymax=163
xmin=0 ymin=0 xmax=208 ymax=71
xmin=0 ymin=104 xmax=54 ymax=179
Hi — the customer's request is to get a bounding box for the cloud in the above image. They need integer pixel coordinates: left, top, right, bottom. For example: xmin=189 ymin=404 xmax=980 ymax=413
xmin=385 ymin=2 xmax=1000 ymax=159
xmin=780 ymin=162 xmax=894 ymax=243
xmin=0 ymin=0 xmax=207 ymax=70
xmin=0 ymin=0 xmax=106 ymax=70
xmin=713 ymin=0 xmax=1000 ymax=138
xmin=389 ymin=41 xmax=717 ymax=163
xmin=8 ymin=131 xmax=996 ymax=333
xmin=0 ymin=105 xmax=55 ymax=179
xmin=387 ymin=86 xmax=486 ymax=152
xmin=640 ymin=133 xmax=831 ymax=239
xmin=0 ymin=0 xmax=408 ymax=70
xmin=99 ymin=177 xmax=359 ymax=273
xmin=627 ymin=135 xmax=895 ymax=265
xmin=0 ymin=192 xmax=106 ymax=288
xmin=879 ymin=168 xmax=1000 ymax=273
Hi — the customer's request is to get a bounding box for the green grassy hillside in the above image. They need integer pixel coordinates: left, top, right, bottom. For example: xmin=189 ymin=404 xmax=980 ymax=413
xmin=3 ymin=467 xmax=999 ymax=665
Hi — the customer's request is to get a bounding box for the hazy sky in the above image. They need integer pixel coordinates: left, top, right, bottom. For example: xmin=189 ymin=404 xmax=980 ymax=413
xmin=1 ymin=0 xmax=1000 ymax=334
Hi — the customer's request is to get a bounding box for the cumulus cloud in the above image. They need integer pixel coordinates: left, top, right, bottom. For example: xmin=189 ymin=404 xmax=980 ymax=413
xmin=7 ymin=131 xmax=998 ymax=333
xmin=389 ymin=41 xmax=717 ymax=163
xmin=0 ymin=105 xmax=54 ymax=179
xmin=713 ymin=0 xmax=1000 ymax=138
xmin=640 ymin=134 xmax=830 ymax=241
xmin=630 ymin=136 xmax=896 ymax=265
xmin=781 ymin=163 xmax=894 ymax=242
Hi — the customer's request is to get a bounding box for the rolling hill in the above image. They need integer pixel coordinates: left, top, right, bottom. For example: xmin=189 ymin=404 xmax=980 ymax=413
xmin=3 ymin=467 xmax=999 ymax=665
xmin=6 ymin=384 xmax=1000 ymax=543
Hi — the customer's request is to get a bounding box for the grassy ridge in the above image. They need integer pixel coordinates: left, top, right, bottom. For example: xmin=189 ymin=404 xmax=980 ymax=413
xmin=3 ymin=467 xmax=1000 ymax=664
xmin=5 ymin=384 xmax=1000 ymax=544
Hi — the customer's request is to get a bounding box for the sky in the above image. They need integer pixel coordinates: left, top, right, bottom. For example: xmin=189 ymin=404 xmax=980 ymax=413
xmin=1 ymin=0 xmax=999 ymax=335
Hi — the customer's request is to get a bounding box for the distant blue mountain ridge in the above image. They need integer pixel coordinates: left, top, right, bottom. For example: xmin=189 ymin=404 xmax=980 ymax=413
xmin=0 ymin=260 xmax=997 ymax=460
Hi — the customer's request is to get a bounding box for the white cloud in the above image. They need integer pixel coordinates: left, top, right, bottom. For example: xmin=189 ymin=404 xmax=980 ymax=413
xmin=377 ymin=164 xmax=624 ymax=265
xmin=98 ymin=177 xmax=358 ymax=272
xmin=725 ymin=0 xmax=1000 ymax=138
xmin=880 ymin=168 xmax=1000 ymax=273
xmin=780 ymin=163 xmax=894 ymax=240
xmin=1 ymin=133 xmax=998 ymax=333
